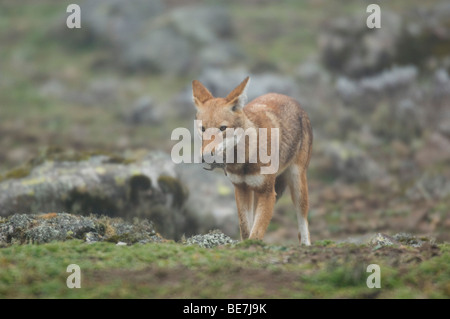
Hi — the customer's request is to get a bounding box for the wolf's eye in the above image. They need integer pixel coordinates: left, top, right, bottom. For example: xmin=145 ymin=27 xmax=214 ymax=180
xmin=201 ymin=126 xmax=206 ymax=132
xmin=219 ymin=126 xmax=227 ymax=131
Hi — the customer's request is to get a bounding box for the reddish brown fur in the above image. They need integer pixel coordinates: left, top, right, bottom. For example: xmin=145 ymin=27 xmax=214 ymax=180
xmin=192 ymin=77 xmax=313 ymax=245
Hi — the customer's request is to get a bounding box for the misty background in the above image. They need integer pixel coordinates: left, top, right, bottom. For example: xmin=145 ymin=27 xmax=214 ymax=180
xmin=0 ymin=0 xmax=449 ymax=244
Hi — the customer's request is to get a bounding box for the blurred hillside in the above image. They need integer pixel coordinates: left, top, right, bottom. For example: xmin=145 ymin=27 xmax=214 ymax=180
xmin=0 ymin=0 xmax=449 ymax=243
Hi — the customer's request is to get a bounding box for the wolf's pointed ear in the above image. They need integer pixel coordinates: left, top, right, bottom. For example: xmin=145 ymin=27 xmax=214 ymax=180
xmin=226 ymin=76 xmax=250 ymax=111
xmin=192 ymin=80 xmax=214 ymax=108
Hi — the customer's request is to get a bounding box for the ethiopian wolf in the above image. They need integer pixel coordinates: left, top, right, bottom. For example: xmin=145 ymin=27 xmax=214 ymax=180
xmin=192 ymin=77 xmax=313 ymax=245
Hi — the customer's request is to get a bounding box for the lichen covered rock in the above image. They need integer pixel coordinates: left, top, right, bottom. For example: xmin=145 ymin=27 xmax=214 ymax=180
xmin=369 ymin=232 xmax=433 ymax=249
xmin=0 ymin=150 xmax=243 ymax=241
xmin=320 ymin=3 xmax=450 ymax=77
xmin=0 ymin=213 xmax=162 ymax=246
xmin=0 ymin=151 xmax=190 ymax=240
xmin=185 ymin=230 xmax=238 ymax=248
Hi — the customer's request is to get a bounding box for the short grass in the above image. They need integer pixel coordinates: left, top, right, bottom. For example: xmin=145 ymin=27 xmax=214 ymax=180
xmin=0 ymin=240 xmax=448 ymax=298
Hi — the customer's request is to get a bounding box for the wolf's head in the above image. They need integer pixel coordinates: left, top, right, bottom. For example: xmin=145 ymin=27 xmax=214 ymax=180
xmin=192 ymin=77 xmax=250 ymax=163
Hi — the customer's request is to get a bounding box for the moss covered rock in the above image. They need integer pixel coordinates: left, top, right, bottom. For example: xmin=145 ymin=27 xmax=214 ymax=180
xmin=0 ymin=150 xmax=243 ymax=241
xmin=0 ymin=213 xmax=162 ymax=246
xmin=0 ymin=151 xmax=190 ymax=239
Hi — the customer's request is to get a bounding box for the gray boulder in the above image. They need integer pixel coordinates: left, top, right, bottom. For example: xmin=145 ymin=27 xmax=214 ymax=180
xmin=335 ymin=66 xmax=424 ymax=142
xmin=320 ymin=3 xmax=450 ymax=77
xmin=121 ymin=27 xmax=193 ymax=74
xmin=395 ymin=2 xmax=450 ymax=68
xmin=316 ymin=141 xmax=390 ymax=183
xmin=336 ymin=65 xmax=418 ymax=105
xmin=0 ymin=150 xmax=241 ymax=240
xmin=0 ymin=151 xmax=187 ymax=239
xmin=123 ymin=96 xmax=164 ymax=125
xmin=58 ymin=1 xmax=243 ymax=75
xmin=0 ymin=213 xmax=162 ymax=246
xmin=175 ymin=163 xmax=239 ymax=238
xmin=319 ymin=10 xmax=402 ymax=77
xmin=119 ymin=5 xmax=243 ymax=74
xmin=415 ymin=133 xmax=450 ymax=167
xmin=80 ymin=0 xmax=165 ymax=47
xmin=406 ymin=174 xmax=450 ymax=201
xmin=431 ymin=69 xmax=450 ymax=133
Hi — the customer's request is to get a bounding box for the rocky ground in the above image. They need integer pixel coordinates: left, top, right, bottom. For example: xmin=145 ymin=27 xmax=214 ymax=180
xmin=1 ymin=211 xmax=431 ymax=249
xmin=0 ymin=210 xmax=437 ymax=248
xmin=0 ymin=212 xmax=448 ymax=298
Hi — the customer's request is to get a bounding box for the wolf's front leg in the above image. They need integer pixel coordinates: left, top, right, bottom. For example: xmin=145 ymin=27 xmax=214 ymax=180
xmin=249 ymin=189 xmax=276 ymax=240
xmin=234 ymin=185 xmax=254 ymax=240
